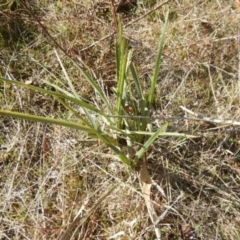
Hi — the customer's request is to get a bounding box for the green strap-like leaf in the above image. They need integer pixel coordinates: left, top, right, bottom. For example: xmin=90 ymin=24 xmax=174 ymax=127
xmin=134 ymin=123 xmax=168 ymax=164
xmin=0 ymin=77 xmax=107 ymax=116
xmin=148 ymin=11 xmax=169 ymax=105
xmin=0 ymin=110 xmax=94 ymax=133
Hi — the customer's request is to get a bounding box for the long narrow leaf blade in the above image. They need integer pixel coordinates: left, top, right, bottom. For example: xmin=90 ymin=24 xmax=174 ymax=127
xmin=71 ymin=60 xmax=113 ymax=113
xmin=0 ymin=110 xmax=94 ymax=133
xmin=0 ymin=77 xmax=106 ymax=116
xmin=134 ymin=123 xmax=168 ymax=163
xmin=148 ymin=11 xmax=169 ymax=105
xmin=54 ymin=49 xmax=80 ymax=99
xmin=116 ymin=38 xmax=128 ymax=116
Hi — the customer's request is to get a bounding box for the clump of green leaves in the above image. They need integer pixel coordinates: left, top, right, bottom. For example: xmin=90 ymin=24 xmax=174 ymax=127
xmin=0 ymin=14 xmax=189 ymax=169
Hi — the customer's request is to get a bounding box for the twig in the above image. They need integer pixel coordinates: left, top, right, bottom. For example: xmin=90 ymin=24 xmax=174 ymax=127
xmin=107 ymin=106 xmax=240 ymax=127
xmin=80 ymin=0 xmax=170 ymax=52
xmin=180 ymin=106 xmax=240 ymax=126
xmin=125 ymin=0 xmax=169 ymax=28
xmin=79 ymin=32 xmax=115 ymax=52
xmin=20 ymin=1 xmax=74 ymax=60
xmin=106 ymin=114 xmax=240 ymax=125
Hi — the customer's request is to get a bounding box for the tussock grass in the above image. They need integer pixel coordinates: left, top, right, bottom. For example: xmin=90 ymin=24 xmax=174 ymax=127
xmin=1 ymin=0 xmax=240 ymax=239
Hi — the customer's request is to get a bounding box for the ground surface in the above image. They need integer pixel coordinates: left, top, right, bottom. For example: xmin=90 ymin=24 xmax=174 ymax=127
xmin=1 ymin=0 xmax=240 ymax=239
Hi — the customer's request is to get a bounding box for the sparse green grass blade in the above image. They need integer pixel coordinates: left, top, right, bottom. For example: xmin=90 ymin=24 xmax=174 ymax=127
xmin=54 ymin=96 xmax=91 ymax=126
xmin=44 ymin=81 xmax=76 ymax=98
xmin=72 ymin=60 xmax=113 ymax=114
xmin=116 ymin=40 xmax=128 ymax=114
xmin=148 ymin=11 xmax=169 ymax=105
xmin=0 ymin=77 xmax=106 ymax=116
xmin=0 ymin=109 xmax=130 ymax=165
xmin=130 ymin=63 xmax=144 ymax=102
xmin=0 ymin=110 xmax=94 ymax=133
xmin=54 ymin=48 xmax=80 ymax=100
xmin=134 ymin=123 xmax=168 ymax=164
xmin=115 ymin=19 xmax=128 ymax=120
xmin=130 ymin=63 xmax=149 ymax=131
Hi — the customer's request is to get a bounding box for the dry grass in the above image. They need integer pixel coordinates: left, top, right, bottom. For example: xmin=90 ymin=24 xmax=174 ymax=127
xmin=1 ymin=0 xmax=240 ymax=239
